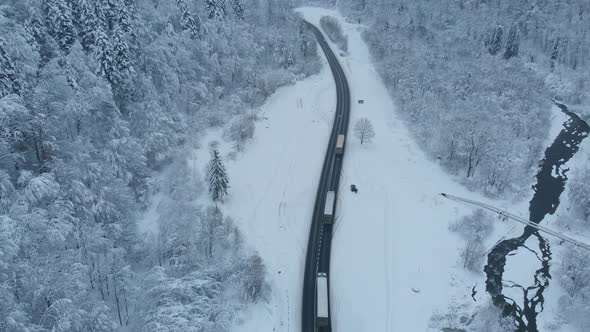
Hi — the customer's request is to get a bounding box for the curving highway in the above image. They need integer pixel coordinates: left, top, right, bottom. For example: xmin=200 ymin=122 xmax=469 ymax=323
xmin=301 ymin=21 xmax=351 ymax=332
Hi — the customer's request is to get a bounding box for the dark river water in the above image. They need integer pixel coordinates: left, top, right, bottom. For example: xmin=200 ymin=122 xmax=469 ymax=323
xmin=483 ymin=102 xmax=590 ymax=331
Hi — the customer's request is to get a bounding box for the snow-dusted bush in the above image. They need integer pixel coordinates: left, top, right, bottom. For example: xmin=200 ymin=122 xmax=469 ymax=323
xmin=430 ymin=300 xmax=514 ymax=332
xmin=320 ymin=16 xmax=348 ymax=52
xmin=557 ymin=247 xmax=590 ymax=330
xmin=259 ymin=69 xmax=297 ymax=97
xmin=568 ymin=163 xmax=590 ymax=221
xmin=449 ymin=209 xmax=494 ymax=271
xmin=226 ymin=115 xmax=256 ymax=152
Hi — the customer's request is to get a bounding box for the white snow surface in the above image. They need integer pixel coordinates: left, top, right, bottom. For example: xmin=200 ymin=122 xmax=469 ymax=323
xmin=194 ymin=6 xmax=587 ymax=332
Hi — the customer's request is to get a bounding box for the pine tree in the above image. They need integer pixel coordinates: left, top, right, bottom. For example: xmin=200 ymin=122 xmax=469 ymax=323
xmin=94 ymin=28 xmax=114 ymax=83
xmin=0 ymin=39 xmax=21 ymax=98
xmin=232 ymin=0 xmax=245 ymax=20
xmin=116 ymin=1 xmax=137 ymax=46
xmin=43 ymin=0 xmax=77 ymax=53
xmin=176 ymin=0 xmax=201 ymax=38
xmin=551 ymin=37 xmax=560 ymax=70
xmin=99 ymin=0 xmax=119 ymax=31
xmin=112 ymin=25 xmax=134 ymax=85
xmin=77 ymin=0 xmax=100 ymax=52
xmin=487 ymin=25 xmax=503 ymax=55
xmin=503 ymin=24 xmax=520 ymax=59
xmin=208 ymin=145 xmax=229 ymax=203
xmin=205 ymin=0 xmax=227 ymax=20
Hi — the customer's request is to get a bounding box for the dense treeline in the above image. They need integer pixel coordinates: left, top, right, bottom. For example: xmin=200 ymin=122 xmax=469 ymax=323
xmin=0 ymin=0 xmax=319 ymax=330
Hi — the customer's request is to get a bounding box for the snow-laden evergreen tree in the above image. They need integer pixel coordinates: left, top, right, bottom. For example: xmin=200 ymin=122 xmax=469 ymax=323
xmin=205 ymin=0 xmax=227 ymax=20
xmin=208 ymin=144 xmax=229 ymax=203
xmin=94 ymin=28 xmax=114 ymax=82
xmin=25 ymin=11 xmax=59 ymax=67
xmin=42 ymin=0 xmax=77 ymax=52
xmin=117 ymin=1 xmax=133 ymax=34
xmin=232 ymin=0 xmax=245 ymax=20
xmin=487 ymin=25 xmax=503 ymax=55
xmin=77 ymin=0 xmax=100 ymax=52
xmin=176 ymin=0 xmax=201 ymax=38
xmin=24 ymin=10 xmax=44 ymax=54
xmin=0 ymin=40 xmax=21 ymax=98
xmin=100 ymin=0 xmax=119 ymax=31
xmin=551 ymin=37 xmax=560 ymax=70
xmin=503 ymin=24 xmax=520 ymax=59
xmin=112 ymin=25 xmax=134 ymax=86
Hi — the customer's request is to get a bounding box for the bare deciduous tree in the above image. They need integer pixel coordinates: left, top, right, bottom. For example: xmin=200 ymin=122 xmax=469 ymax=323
xmin=353 ymin=117 xmax=375 ymax=144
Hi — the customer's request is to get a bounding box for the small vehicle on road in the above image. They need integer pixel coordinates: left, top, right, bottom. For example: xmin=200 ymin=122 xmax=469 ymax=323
xmin=350 ymin=184 xmax=358 ymax=193
xmin=323 ymin=191 xmax=335 ymax=224
xmin=316 ymin=272 xmax=329 ymax=327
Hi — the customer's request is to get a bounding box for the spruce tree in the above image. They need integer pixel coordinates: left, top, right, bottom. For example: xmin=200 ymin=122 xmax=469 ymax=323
xmin=116 ymin=1 xmax=137 ymax=46
xmin=0 ymin=39 xmax=21 ymax=98
xmin=205 ymin=0 xmax=227 ymax=20
xmin=208 ymin=145 xmax=229 ymax=203
xmin=176 ymin=0 xmax=201 ymax=38
xmin=232 ymin=0 xmax=245 ymax=20
xmin=94 ymin=28 xmax=114 ymax=83
xmin=25 ymin=10 xmax=57 ymax=65
xmin=100 ymin=0 xmax=119 ymax=31
xmin=551 ymin=37 xmax=560 ymax=70
xmin=487 ymin=25 xmax=503 ymax=55
xmin=78 ymin=0 xmax=100 ymax=52
xmin=112 ymin=25 xmax=134 ymax=84
xmin=43 ymin=0 xmax=77 ymax=53
xmin=503 ymin=24 xmax=520 ymax=59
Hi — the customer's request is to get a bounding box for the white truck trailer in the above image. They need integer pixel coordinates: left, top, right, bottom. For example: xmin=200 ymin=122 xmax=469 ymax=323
xmin=323 ymin=191 xmax=335 ymax=224
xmin=316 ymin=272 xmax=329 ymax=327
xmin=335 ymin=134 xmax=345 ymax=155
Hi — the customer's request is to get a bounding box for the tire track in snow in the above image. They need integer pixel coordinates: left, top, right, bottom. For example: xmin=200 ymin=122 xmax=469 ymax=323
xmin=383 ymin=188 xmax=393 ymax=332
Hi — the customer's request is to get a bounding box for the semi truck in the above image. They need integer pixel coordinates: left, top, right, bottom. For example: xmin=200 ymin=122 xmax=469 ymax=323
xmin=335 ymin=134 xmax=345 ymax=155
xmin=316 ymin=272 xmax=329 ymax=327
xmin=323 ymin=191 xmax=335 ymax=224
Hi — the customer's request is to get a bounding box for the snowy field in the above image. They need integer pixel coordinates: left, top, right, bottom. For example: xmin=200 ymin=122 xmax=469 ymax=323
xmin=209 ymin=7 xmax=586 ymax=332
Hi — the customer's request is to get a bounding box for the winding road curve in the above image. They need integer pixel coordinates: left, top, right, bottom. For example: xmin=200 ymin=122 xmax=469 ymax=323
xmin=301 ymin=21 xmax=351 ymax=332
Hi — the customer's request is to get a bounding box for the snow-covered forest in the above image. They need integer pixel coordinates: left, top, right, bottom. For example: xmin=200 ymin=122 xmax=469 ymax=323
xmin=0 ymin=0 xmax=320 ymax=330
xmin=320 ymin=0 xmax=589 ymax=197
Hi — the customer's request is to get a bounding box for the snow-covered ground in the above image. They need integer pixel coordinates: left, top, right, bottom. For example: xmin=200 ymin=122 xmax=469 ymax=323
xmin=197 ymin=6 xmax=588 ymax=332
